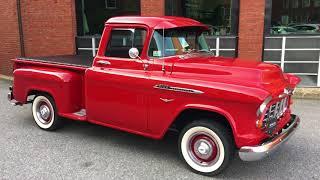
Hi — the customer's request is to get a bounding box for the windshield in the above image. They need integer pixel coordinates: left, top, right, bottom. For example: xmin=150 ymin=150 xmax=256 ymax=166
xmin=148 ymin=27 xmax=210 ymax=57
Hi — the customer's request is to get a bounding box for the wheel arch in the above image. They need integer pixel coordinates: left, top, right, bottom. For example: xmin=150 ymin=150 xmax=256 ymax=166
xmin=165 ymin=105 xmax=238 ymax=145
xmin=27 ymin=89 xmax=55 ymax=102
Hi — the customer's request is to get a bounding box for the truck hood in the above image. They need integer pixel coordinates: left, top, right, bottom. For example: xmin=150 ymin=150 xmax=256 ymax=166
xmin=171 ymin=54 xmax=290 ymax=93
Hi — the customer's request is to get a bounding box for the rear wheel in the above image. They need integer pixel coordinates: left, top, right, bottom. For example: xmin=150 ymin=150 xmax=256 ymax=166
xmin=178 ymin=120 xmax=234 ymax=176
xmin=32 ymin=95 xmax=62 ymax=130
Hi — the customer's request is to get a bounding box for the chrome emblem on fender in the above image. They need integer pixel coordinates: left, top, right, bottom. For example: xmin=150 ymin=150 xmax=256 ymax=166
xmin=160 ymin=98 xmax=175 ymax=103
xmin=153 ymin=84 xmax=204 ymax=94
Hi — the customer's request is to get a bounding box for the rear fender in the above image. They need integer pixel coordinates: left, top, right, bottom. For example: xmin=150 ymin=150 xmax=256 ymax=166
xmin=13 ymin=68 xmax=83 ymax=114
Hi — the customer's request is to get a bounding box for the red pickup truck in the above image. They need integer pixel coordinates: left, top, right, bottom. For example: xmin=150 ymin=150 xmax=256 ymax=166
xmin=8 ymin=16 xmax=301 ymax=175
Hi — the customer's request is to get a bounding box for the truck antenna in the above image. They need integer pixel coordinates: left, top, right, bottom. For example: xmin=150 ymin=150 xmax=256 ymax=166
xmin=162 ymin=26 xmax=165 ymax=73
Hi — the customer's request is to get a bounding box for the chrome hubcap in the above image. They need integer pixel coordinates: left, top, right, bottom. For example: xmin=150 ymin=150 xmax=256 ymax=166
xmin=36 ymin=101 xmax=52 ymax=124
xmin=188 ymin=133 xmax=219 ymax=166
xmin=39 ymin=105 xmax=51 ymax=120
xmin=195 ymin=140 xmax=212 ymax=158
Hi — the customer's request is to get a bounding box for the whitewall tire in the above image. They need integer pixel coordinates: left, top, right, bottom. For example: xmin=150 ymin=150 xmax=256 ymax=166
xmin=178 ymin=120 xmax=234 ymax=176
xmin=32 ymin=95 xmax=62 ymax=130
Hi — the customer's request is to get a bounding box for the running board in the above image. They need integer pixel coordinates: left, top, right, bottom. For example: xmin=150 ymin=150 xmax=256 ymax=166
xmin=60 ymin=109 xmax=87 ymax=121
xmin=73 ymin=109 xmax=86 ymax=117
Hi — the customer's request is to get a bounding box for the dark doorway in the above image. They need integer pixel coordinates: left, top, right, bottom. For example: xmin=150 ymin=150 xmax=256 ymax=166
xmin=75 ymin=0 xmax=141 ymax=36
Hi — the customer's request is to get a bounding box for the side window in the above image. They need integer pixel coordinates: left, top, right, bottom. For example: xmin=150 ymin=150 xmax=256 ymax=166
xmin=105 ymin=28 xmax=147 ymax=58
xmin=148 ymin=31 xmax=162 ymax=57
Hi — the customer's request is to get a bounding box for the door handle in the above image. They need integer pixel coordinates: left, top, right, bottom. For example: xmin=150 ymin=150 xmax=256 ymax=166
xmin=97 ymin=60 xmax=111 ymax=65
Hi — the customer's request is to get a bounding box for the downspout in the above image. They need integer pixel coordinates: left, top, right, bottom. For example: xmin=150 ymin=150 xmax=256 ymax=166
xmin=16 ymin=0 xmax=25 ymax=57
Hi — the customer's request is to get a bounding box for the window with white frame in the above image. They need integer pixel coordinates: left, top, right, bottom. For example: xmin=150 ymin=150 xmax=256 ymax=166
xmin=106 ymin=0 xmax=117 ymax=9
xmin=283 ymin=0 xmax=289 ymax=8
xmin=269 ymin=0 xmax=320 ymax=35
xmin=292 ymin=0 xmax=299 ymax=8
xmin=165 ymin=0 xmax=238 ymax=36
xmin=75 ymin=0 xmax=140 ymax=36
xmin=302 ymin=0 xmax=310 ymax=7
xmin=264 ymin=0 xmax=320 ymax=87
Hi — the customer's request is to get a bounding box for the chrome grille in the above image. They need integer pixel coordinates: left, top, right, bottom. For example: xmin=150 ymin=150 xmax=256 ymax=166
xmin=261 ymin=96 xmax=289 ymax=135
xmin=263 ymin=97 xmax=289 ymax=123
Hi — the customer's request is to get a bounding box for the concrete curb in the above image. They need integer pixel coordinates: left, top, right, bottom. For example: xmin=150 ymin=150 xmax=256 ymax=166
xmin=0 ymin=75 xmax=13 ymax=81
xmin=1 ymin=75 xmax=319 ymax=99
xmin=293 ymin=88 xmax=320 ymax=100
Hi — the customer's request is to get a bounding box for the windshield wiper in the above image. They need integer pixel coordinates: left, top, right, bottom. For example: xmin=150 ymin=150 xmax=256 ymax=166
xmin=183 ymin=49 xmax=214 ymax=56
xmin=183 ymin=49 xmax=197 ymax=54
xmin=198 ymin=49 xmax=215 ymax=56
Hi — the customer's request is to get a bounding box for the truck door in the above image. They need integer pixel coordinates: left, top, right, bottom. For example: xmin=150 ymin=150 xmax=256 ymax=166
xmin=85 ymin=26 xmax=150 ymax=132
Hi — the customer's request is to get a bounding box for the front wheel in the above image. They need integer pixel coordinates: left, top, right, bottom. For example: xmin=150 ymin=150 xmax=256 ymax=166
xmin=32 ymin=95 xmax=62 ymax=131
xmin=178 ymin=120 xmax=234 ymax=176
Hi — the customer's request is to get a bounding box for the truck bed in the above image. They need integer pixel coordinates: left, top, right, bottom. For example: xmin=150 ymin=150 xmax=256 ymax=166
xmin=16 ymin=55 xmax=93 ymax=68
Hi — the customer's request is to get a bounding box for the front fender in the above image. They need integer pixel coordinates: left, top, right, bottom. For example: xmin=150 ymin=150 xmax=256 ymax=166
xmin=157 ymin=99 xmax=265 ymax=148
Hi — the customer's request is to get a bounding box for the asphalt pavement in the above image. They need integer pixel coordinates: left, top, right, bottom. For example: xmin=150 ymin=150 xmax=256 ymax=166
xmin=0 ymin=79 xmax=319 ymax=180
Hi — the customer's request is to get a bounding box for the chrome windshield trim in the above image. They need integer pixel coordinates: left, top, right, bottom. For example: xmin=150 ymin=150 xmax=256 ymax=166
xmin=153 ymin=84 xmax=204 ymax=94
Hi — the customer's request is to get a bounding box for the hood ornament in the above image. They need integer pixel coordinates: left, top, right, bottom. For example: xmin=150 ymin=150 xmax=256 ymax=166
xmin=279 ymin=87 xmax=294 ymax=98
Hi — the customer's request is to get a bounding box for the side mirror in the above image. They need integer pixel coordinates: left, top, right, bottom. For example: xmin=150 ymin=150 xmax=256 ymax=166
xmin=129 ymin=48 xmax=140 ymax=59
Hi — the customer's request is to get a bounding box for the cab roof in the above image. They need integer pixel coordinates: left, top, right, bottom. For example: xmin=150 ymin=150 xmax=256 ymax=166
xmin=105 ymin=16 xmax=208 ymax=30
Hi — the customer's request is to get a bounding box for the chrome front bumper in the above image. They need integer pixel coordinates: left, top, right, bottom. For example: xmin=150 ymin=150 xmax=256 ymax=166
xmin=239 ymin=114 xmax=300 ymax=161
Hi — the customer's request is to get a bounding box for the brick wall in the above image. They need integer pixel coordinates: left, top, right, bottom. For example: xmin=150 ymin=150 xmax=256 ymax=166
xmin=0 ymin=0 xmax=21 ymax=76
xmin=238 ymin=0 xmax=265 ymax=61
xmin=141 ymin=0 xmax=164 ymax=16
xmin=0 ymin=0 xmax=77 ymax=76
xmin=21 ymin=0 xmax=76 ymax=57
